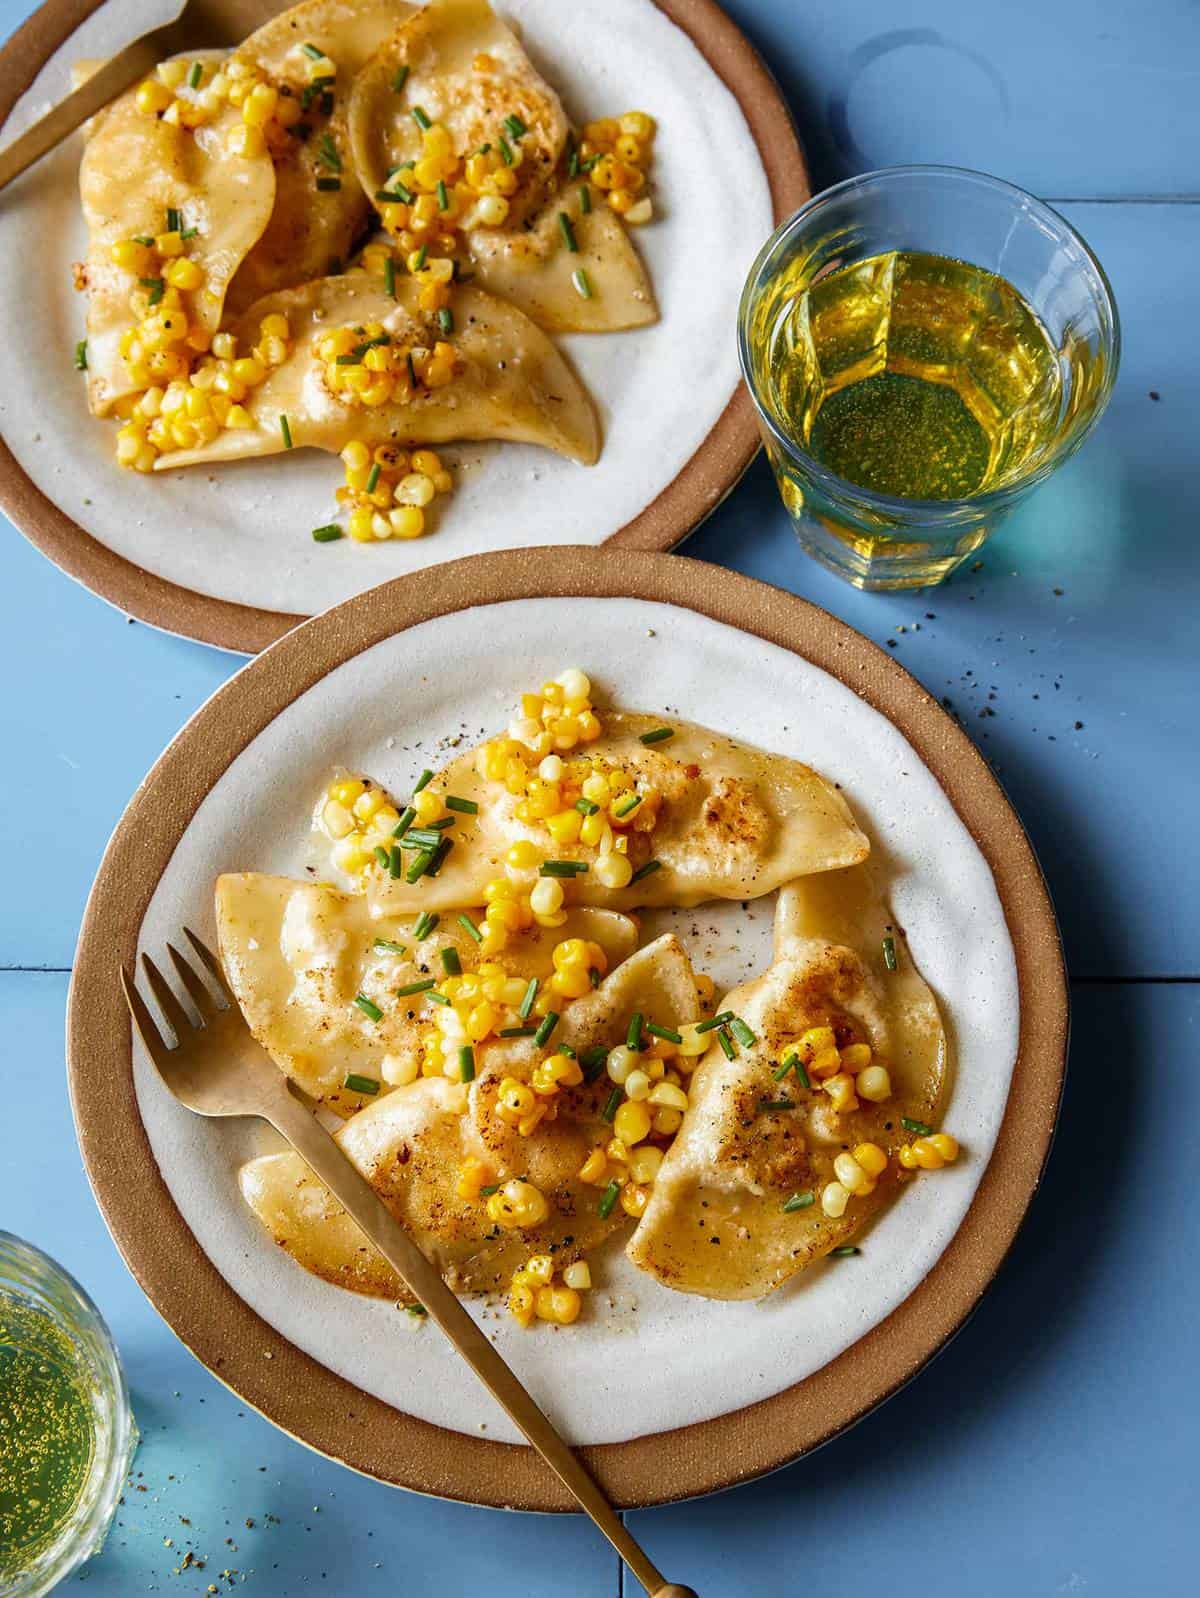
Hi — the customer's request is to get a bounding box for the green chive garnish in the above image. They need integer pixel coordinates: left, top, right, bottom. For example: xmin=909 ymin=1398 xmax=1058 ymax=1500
xmin=580 ymin=185 xmax=592 ymax=213
xmin=598 ymin=1178 xmax=620 ymax=1217
xmin=132 ymin=235 xmax=154 ymax=246
xmin=572 ymin=268 xmax=593 ymax=300
xmin=777 ymin=1050 xmax=810 ymax=1088
xmin=365 ymin=463 xmax=381 ymax=495
xmin=614 ymin=793 xmax=642 ymax=818
xmin=539 ymin=859 xmax=589 ymax=877
xmin=437 ymin=307 xmax=454 ymax=335
xmin=140 ymin=277 xmax=165 ymax=307
xmin=301 ymin=42 xmax=324 ymax=59
xmin=639 ymin=727 xmax=674 ymax=745
xmin=317 ymin=132 xmax=341 ymax=170
xmin=391 ymin=64 xmax=410 ymax=93
xmin=601 ymin=1091 xmax=621 ymax=1125
xmin=499 ymin=1025 xmax=537 ymax=1038
xmin=311 ymin=523 xmax=343 ymax=542
xmin=315 ymin=177 xmax=342 ymax=192
xmin=280 ymin=414 xmax=293 ymax=449
xmin=411 ymin=105 xmax=431 ymax=130
xmin=388 ymin=844 xmax=404 ymax=878
xmin=503 ymin=114 xmax=527 ymax=140
xmin=373 ymin=845 xmax=390 ymax=868
xmin=180 ymin=226 xmax=199 ymax=240
xmin=519 ymin=978 xmax=538 ymax=1019
xmin=882 ymin=935 xmax=898 ymax=971
xmin=902 ymin=1117 xmax=933 ymax=1136
xmin=405 ymin=849 xmax=435 ymax=882
xmin=73 ymin=340 xmax=88 ymax=371
xmin=413 ymin=769 xmax=433 ymax=793
xmin=344 ymin=1072 xmax=380 ymax=1095
xmin=396 ymin=979 xmax=435 ymax=997
xmin=446 ymin=796 xmax=478 ymax=814
xmin=589 ymin=966 xmax=601 ymax=988
xmin=581 ymin=1045 xmax=608 ymax=1081
xmin=426 ymin=990 xmax=450 ymax=1005
xmin=782 ymin=1191 xmax=815 ymax=1213
xmin=412 ymin=911 xmax=439 ymax=940
xmin=626 ymin=1012 xmax=643 ymax=1050
xmin=436 ymin=179 xmax=449 ymax=212
xmin=830 ymin=1246 xmax=861 ymax=1258
xmin=478 ymin=1184 xmax=501 ymax=1197
xmin=458 ymin=1046 xmax=475 ymax=1082
xmin=391 ymin=810 xmax=416 ymax=841
xmin=458 ymin=913 xmax=483 ymax=943
xmin=188 ymin=62 xmax=202 ymax=89
xmin=407 ymin=351 xmax=419 ymax=387
xmin=646 ymin=1022 xmax=682 ymax=1045
xmin=574 ymin=798 xmax=599 ymax=816
xmin=413 ymin=243 xmax=428 ymax=271
xmin=534 ymin=1011 xmax=559 ymax=1047
xmin=558 ymin=212 xmax=578 ymax=252
xmin=716 ymin=1027 xmax=735 ymax=1060
xmin=629 ymin=859 xmax=661 ymax=884
xmin=385 ymin=256 xmax=396 ymax=298
xmin=440 ymin=946 xmax=462 ymax=976
xmin=397 ymin=827 xmax=445 ymax=849
xmin=729 ymin=1017 xmax=757 ymax=1048
xmin=375 ymin=185 xmax=415 ymax=205
xmin=354 ymin=994 xmax=383 ymax=1021
xmin=373 ymin=938 xmax=407 ymax=954
xmin=759 ymin=1098 xmax=794 ymax=1113
xmin=497 ymin=134 xmax=514 ymax=166
xmin=165 ymin=206 xmax=182 ymax=233
xmin=695 ymin=1011 xmax=735 ymax=1034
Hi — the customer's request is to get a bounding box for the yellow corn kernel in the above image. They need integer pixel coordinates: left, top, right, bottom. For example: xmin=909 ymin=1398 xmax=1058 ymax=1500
xmin=534 ymin=1285 xmax=581 ymax=1326
xmin=821 ymin=1181 xmax=850 ymax=1219
xmin=518 ymin=1254 xmax=555 ymax=1288
xmin=578 ymin=1149 xmax=608 ymax=1185
xmin=606 ymin=1044 xmax=638 ymax=1084
xmin=241 ymin=82 xmax=278 ymax=128
xmin=496 ymin=1076 xmax=537 ymax=1126
xmin=898 ymin=1145 xmax=920 ymax=1171
xmin=854 ymin=1142 xmax=888 ymax=1178
xmin=486 ymin=1179 xmax=549 ymax=1230
xmin=340 ymin=440 xmax=371 ymax=472
xmin=677 ymin=1023 xmax=710 ymax=1058
xmin=388 ymin=501 xmax=428 ymax=538
xmin=508 ymin=1280 xmax=535 ymax=1328
xmin=840 ymin=1042 xmax=872 ymax=1071
xmin=929 ymin=1133 xmax=959 ymax=1163
xmin=613 ymin=1100 xmax=652 ymax=1147
xmin=822 ymin=1072 xmax=859 ymax=1113
xmin=157 ymin=60 xmax=189 ymax=90
xmin=647 ymin=1081 xmax=688 ymax=1112
xmin=651 ymin=1105 xmax=682 ymax=1136
xmin=330 ymin=777 xmax=366 ymax=805
xmin=562 ymin=1261 xmax=592 ymax=1292
xmin=530 ymin=878 xmax=564 ymax=917
xmin=796 ymin=1026 xmax=836 ymax=1062
xmin=629 ymin=1146 xmax=664 ymax=1185
xmin=164 ymin=257 xmax=203 ymax=292
xmin=110 ymin=239 xmax=154 ymax=275
xmin=620 ymin=111 xmax=656 ymax=141
xmin=856 ymin=1065 xmax=892 ymax=1103
xmin=225 ymin=404 xmax=254 ymax=430
xmin=455 ymin=1156 xmax=493 ymax=1200
xmin=834 ymin=1151 xmax=872 ymax=1196
xmin=348 ymin=506 xmax=375 ymax=541
xmin=909 ymin=1138 xmax=945 ymax=1170
xmin=620 ymin=1184 xmax=649 ymax=1219
xmin=229 ymin=123 xmax=267 ymax=159
xmin=623 ymin=1069 xmax=651 ymax=1102
xmin=136 ymin=78 xmax=174 ymax=116
xmin=412 ymin=789 xmax=445 ymax=824
xmin=594 ymin=851 xmax=633 ymax=889
xmin=624 ymin=197 xmax=653 ymax=225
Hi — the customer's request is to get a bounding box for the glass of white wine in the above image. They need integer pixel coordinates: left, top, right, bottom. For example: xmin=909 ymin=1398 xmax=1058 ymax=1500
xmin=738 ymin=166 xmax=1120 ymax=589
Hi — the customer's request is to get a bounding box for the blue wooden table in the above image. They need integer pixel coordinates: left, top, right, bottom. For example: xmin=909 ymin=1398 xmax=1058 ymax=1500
xmin=2 ymin=1 xmax=1197 ymax=1592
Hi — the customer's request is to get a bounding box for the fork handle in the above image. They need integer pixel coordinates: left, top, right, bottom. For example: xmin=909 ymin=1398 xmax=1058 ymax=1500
xmin=266 ymin=1087 xmax=695 ymax=1598
xmin=0 ymin=21 xmax=182 ymax=194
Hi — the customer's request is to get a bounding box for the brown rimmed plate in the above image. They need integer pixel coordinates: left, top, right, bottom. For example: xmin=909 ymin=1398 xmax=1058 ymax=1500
xmin=0 ymin=0 xmax=808 ymax=654
xmin=68 ymin=547 xmax=1067 ymax=1509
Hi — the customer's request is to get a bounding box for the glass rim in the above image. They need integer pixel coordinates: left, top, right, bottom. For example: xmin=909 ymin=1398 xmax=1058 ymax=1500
xmin=0 ymin=1231 xmax=136 ymax=1597
xmin=737 ymin=163 xmax=1122 ymax=518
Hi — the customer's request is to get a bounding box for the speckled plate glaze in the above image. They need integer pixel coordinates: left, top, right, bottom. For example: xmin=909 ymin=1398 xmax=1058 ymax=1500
xmin=0 ymin=0 xmax=806 ymax=653
xmin=68 ymin=548 xmax=1068 ymax=1509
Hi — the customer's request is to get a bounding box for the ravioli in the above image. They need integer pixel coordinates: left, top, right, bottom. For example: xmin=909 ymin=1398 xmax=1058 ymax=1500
xmin=367 ymin=712 xmax=869 ymax=917
xmin=224 ymin=0 xmax=417 ymax=317
xmin=626 ymin=869 xmax=947 ymax=1299
xmin=79 ymin=85 xmax=274 ymax=415
xmin=348 ymin=0 xmax=656 ymax=332
xmin=215 ymin=871 xmax=637 ymax=1116
xmin=238 ymin=933 xmax=700 ymax=1298
xmin=153 ymin=271 xmax=600 ymax=468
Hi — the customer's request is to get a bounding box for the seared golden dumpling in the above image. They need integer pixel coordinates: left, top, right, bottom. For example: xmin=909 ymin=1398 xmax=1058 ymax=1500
xmin=215 ymin=871 xmax=636 ymax=1116
xmin=367 ymin=711 xmax=869 ymax=917
xmin=153 ymin=271 xmax=600 ymax=468
xmin=626 ymin=870 xmax=948 ymax=1300
xmin=79 ymin=85 xmax=274 ymax=415
xmin=238 ymin=933 xmax=700 ymax=1299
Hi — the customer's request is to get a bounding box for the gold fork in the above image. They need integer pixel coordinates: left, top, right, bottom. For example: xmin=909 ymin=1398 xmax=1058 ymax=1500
xmin=122 ymin=929 xmax=698 ymax=1598
xmin=0 ymin=0 xmax=284 ymax=194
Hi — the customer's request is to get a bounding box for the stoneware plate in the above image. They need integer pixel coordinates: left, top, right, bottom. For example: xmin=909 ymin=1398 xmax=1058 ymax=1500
xmin=68 ymin=547 xmax=1068 ymax=1509
xmin=0 ymin=0 xmax=806 ymax=654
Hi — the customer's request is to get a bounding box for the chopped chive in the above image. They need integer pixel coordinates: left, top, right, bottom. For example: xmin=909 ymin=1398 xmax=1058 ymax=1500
xmin=405 ymin=1303 xmax=428 ymax=1317
xmin=445 ymin=795 xmax=478 ymax=814
xmin=407 ymin=351 xmax=418 ymax=387
xmin=558 ymin=211 xmax=578 ymax=252
xmin=499 ymin=1025 xmax=537 ymax=1038
xmin=388 ymin=844 xmax=403 ymax=878
xmin=315 ymin=177 xmax=342 ymax=192
xmin=140 ymin=277 xmax=165 ymax=306
xmin=311 ymin=523 xmax=343 ymax=542
xmin=317 ymin=131 xmax=341 ymax=169
xmin=782 ymin=1190 xmax=815 ymax=1213
xmin=398 ymin=830 xmax=448 ymax=853
xmin=457 ymin=913 xmax=483 ymax=943
xmin=572 ymin=267 xmax=593 ymax=300
xmin=375 ymin=185 xmax=415 ymax=205
xmin=413 ymin=243 xmax=428 ymax=271
xmin=534 ymin=1011 xmax=560 ymax=1047
xmin=436 ymin=179 xmax=449 ymax=212
xmin=373 ymin=938 xmax=407 ymax=955
xmin=580 ymin=185 xmax=592 ymax=213
xmin=300 ymin=83 xmax=318 ymax=111
xmin=391 ymin=64 xmax=410 ymax=93
xmin=614 ymin=793 xmax=642 ymax=818
xmin=354 ymin=994 xmax=383 ymax=1021
xmin=396 ymin=979 xmax=435 ymax=997
xmin=405 ymin=848 xmax=435 ymax=883
xmin=497 ymin=134 xmax=514 ymax=166
xmin=781 ymin=1050 xmax=811 ymax=1088
xmin=598 ymin=1178 xmax=620 ymax=1217
xmin=477 ymin=142 xmax=492 ymax=155
xmin=392 ymin=807 xmax=416 ymax=839
xmin=427 ymin=816 xmax=457 ymax=829
xmin=478 ymin=1183 xmax=501 ymax=1196
xmin=440 ymin=946 xmax=462 ymax=976
xmin=626 ymin=1012 xmax=643 ymax=1050
xmin=581 ymin=1045 xmax=609 ymax=1081
xmin=639 ymin=726 xmax=674 ymax=745
xmin=729 ymin=1017 xmax=757 ymax=1048
xmin=646 ymin=1022 xmax=683 ymax=1045
xmin=132 ymin=235 xmax=154 ymax=245
xmin=73 ymin=340 xmax=88 ymax=371
xmin=384 ymin=256 xmax=396 ymax=298
xmin=320 ymin=91 xmax=334 ymax=116
xmin=830 ymin=1246 xmax=861 ymax=1258
xmin=716 ymin=1027 xmax=735 ymax=1060
xmin=413 ymin=768 xmax=433 ymax=793
xmin=165 ymin=205 xmax=182 ymax=233
xmin=458 ymin=1046 xmax=476 ymax=1082
xmin=902 ymin=1117 xmax=933 ymax=1136
xmin=373 ymin=845 xmax=390 ymax=868
xmin=425 ymin=989 xmax=450 ymax=1005
xmin=279 ymin=414 xmax=293 ymax=449
xmin=344 ymin=1072 xmax=380 ymax=1095
xmin=694 ymin=1012 xmax=732 ymax=1034
xmin=539 ymin=859 xmax=589 ymax=877
xmin=574 ymin=797 xmax=599 ymax=816
xmin=301 ymin=42 xmax=325 ymax=59
xmin=589 ymin=966 xmax=601 ymax=988
xmin=188 ymin=62 xmax=202 ymax=89
xmin=411 ymin=105 xmax=431 ymax=130
xmin=425 ymin=837 xmax=454 ymax=877
xmin=601 ymin=1090 xmax=621 ymax=1125
xmin=759 ymin=1097 xmax=794 ymax=1113
xmin=519 ymin=978 xmax=538 ymax=1019
xmin=558 ymin=1042 xmax=577 ymax=1060
xmin=579 ymin=153 xmax=601 ymax=172
xmin=437 ymin=307 xmax=454 ymax=335
xmin=503 ymin=113 xmax=527 ymax=140
xmin=629 ymin=858 xmax=661 ymax=885
xmin=412 ymin=911 xmax=439 ymax=940
xmin=365 ymin=463 xmax=381 ymax=495
xmin=882 ymin=935 xmax=898 ymax=971
xmin=180 ymin=226 xmax=199 ymax=240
